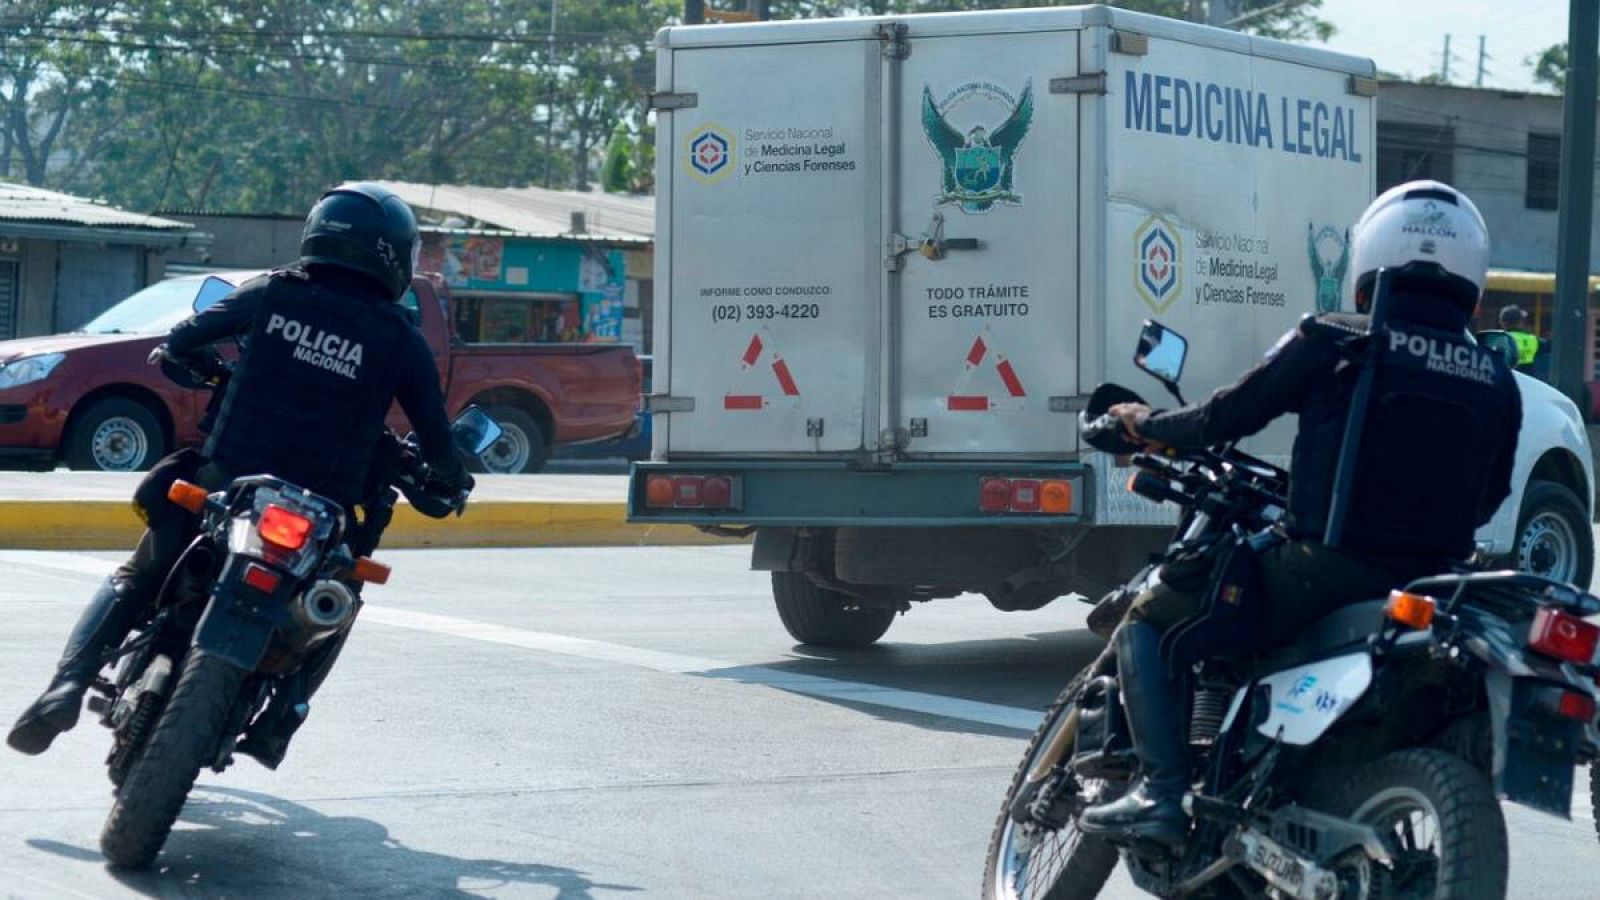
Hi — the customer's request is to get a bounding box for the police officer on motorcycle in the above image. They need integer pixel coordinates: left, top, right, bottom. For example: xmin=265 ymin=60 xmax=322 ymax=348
xmin=1076 ymin=181 xmax=1523 ymax=847
xmin=8 ymin=183 xmax=472 ymax=761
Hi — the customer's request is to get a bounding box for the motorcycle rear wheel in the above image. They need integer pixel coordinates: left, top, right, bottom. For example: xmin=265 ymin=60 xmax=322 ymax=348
xmin=983 ymin=664 xmax=1119 ymax=900
xmin=1317 ymin=749 xmax=1506 ymax=899
xmin=100 ymin=651 xmax=246 ymax=869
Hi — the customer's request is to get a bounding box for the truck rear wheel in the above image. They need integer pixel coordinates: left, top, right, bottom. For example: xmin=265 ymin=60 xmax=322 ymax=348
xmin=772 ymin=572 xmax=895 ymax=648
xmin=477 ymin=405 xmax=549 ymax=474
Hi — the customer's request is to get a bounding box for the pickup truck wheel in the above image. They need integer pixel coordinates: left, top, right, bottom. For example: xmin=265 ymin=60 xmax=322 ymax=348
xmin=477 ymin=405 xmax=548 ymax=474
xmin=66 ymin=398 xmax=166 ymax=472
xmin=772 ymin=572 xmax=895 ymax=648
xmin=1513 ymin=480 xmax=1593 ymax=587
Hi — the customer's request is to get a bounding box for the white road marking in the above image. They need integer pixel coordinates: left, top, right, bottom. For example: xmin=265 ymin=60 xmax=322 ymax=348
xmin=0 ymin=552 xmax=1045 ymax=733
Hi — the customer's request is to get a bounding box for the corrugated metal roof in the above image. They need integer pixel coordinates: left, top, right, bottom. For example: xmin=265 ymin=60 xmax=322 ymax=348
xmin=0 ymin=182 xmax=197 ymax=231
xmin=375 ymin=181 xmax=654 ymax=245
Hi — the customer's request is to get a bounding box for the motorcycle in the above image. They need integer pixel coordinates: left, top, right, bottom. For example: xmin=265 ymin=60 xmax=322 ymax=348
xmin=92 ymin=348 xmax=500 ymax=869
xmin=983 ymin=320 xmax=1600 ymax=899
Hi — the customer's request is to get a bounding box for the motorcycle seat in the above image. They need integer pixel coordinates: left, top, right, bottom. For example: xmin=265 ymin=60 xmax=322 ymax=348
xmin=1251 ymin=597 xmax=1388 ymax=673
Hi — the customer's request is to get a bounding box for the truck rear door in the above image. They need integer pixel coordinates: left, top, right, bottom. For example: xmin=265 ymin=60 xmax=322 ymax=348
xmin=892 ymin=28 xmax=1080 ymax=457
xmin=661 ymin=37 xmax=881 ymax=455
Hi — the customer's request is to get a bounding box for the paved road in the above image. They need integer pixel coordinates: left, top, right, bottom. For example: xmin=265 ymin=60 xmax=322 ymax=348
xmin=0 ymin=546 xmax=1594 ymax=899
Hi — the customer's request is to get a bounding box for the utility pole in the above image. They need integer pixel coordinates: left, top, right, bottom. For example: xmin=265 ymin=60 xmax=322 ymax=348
xmin=685 ymin=0 xmax=704 ymax=24
xmin=1475 ymin=35 xmax=1488 ymax=87
xmin=1441 ymin=34 xmax=1452 ymax=83
xmin=1206 ymin=0 xmax=1241 ymax=27
xmin=542 ymin=0 xmax=558 ymax=188
xmin=1552 ymin=0 xmax=1598 ymax=407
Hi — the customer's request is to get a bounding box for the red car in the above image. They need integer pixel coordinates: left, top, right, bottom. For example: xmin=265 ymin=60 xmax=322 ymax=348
xmin=0 ymin=272 xmax=641 ymax=472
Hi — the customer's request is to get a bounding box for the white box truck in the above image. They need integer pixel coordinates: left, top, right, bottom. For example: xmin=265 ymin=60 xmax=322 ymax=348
xmin=630 ymin=5 xmax=1594 ymax=646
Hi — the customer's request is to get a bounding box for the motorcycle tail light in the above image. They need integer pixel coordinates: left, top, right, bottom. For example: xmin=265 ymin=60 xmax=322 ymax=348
xmin=259 ymin=504 xmax=312 ymax=551
xmin=1557 ymin=690 xmax=1597 ymax=722
xmin=242 ymin=563 xmax=280 ymax=594
xmin=1528 ymin=607 xmax=1600 ymax=664
xmin=1385 ymin=591 xmax=1436 ymax=630
xmin=167 ymin=480 xmax=209 ymax=514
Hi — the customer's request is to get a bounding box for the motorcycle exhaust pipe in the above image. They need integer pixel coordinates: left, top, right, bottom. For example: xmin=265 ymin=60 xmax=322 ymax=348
xmin=294 ymin=580 xmax=358 ymax=632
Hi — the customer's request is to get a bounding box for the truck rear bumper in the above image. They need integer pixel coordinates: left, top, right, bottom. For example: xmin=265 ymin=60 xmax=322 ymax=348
xmin=627 ymin=460 xmax=1089 ymax=527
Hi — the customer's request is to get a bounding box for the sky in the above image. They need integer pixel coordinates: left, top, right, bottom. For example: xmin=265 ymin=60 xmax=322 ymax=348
xmin=1312 ymin=0 xmax=1567 ymax=93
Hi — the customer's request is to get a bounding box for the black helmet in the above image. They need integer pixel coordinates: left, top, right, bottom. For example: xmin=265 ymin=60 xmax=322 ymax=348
xmin=300 ymin=182 xmax=419 ymax=301
xmin=1499 ymin=305 xmax=1528 ymax=329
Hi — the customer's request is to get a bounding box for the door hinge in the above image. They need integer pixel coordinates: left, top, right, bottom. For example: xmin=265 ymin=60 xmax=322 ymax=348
xmin=1050 ymin=73 xmax=1107 ymax=95
xmin=644 ymin=395 xmax=695 ymax=413
xmin=648 ymin=91 xmax=698 ymax=111
xmin=1347 ymin=75 xmax=1379 ymax=98
xmin=806 ymin=418 xmax=825 ymax=438
xmin=874 ymin=22 xmax=910 ymax=60
xmin=1111 ymin=31 xmax=1148 ymax=56
xmin=1049 ymin=395 xmax=1089 ymax=413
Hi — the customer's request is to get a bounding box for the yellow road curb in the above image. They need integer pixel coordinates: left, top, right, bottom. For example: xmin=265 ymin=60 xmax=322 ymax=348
xmin=0 ymin=501 xmax=745 ymax=551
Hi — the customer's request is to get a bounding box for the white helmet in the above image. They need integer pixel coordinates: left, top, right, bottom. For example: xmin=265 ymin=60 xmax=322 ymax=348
xmin=1349 ymin=180 xmax=1489 ymax=312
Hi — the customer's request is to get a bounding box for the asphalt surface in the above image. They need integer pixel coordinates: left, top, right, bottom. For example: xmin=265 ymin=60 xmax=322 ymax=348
xmin=0 ymin=545 xmax=1595 ymax=899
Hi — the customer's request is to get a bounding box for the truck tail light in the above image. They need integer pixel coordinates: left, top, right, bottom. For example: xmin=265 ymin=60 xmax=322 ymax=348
xmin=1529 ymin=607 xmax=1600 ymax=664
xmin=979 ymin=477 xmax=1074 ymax=515
xmin=644 ymin=473 xmax=741 ymax=510
xmin=1557 ymin=690 xmax=1597 ymax=722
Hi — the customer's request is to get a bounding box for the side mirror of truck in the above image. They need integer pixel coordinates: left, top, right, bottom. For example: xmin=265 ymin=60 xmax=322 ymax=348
xmin=1475 ymin=330 xmax=1520 ymax=369
xmin=1134 ymin=320 xmax=1189 ymax=404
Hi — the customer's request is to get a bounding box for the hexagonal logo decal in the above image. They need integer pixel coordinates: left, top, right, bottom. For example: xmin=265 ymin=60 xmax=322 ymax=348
xmin=686 ymin=125 xmax=734 ymax=184
xmin=1134 ymin=215 xmax=1182 ymax=313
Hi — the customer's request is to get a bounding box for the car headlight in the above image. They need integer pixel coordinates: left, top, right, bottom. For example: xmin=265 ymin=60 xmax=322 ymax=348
xmin=0 ymin=353 xmax=65 ymax=390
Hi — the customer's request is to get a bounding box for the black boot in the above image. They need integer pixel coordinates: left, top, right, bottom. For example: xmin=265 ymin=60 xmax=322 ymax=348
xmin=8 ymin=577 xmax=145 ymax=755
xmin=1077 ymin=621 xmax=1191 ymax=848
xmin=238 ymin=625 xmax=350 ymax=770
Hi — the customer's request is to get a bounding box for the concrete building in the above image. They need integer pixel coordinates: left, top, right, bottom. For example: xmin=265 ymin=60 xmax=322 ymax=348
xmin=1376 ymin=80 xmax=1570 ymax=273
xmin=0 ymin=184 xmax=208 ymax=339
xmin=1376 ymin=80 xmax=1600 ymax=380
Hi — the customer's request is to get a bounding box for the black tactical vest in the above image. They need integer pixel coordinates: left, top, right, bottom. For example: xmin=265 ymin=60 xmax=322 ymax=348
xmin=205 ymin=270 xmax=413 ymax=505
xmin=1289 ymin=309 xmax=1518 ymax=566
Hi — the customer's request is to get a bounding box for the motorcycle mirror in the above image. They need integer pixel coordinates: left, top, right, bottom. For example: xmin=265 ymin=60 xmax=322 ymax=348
xmin=1474 ymin=330 xmax=1520 ymax=370
xmin=451 ymin=406 xmax=503 ymax=456
xmin=1134 ymin=319 xmax=1188 ymax=405
xmin=192 ymin=276 xmax=236 ymax=314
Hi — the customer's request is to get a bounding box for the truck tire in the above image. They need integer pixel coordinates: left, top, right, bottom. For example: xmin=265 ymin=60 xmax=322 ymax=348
xmin=772 ymin=572 xmax=895 ymax=648
xmin=65 ymin=397 xmax=166 ymax=472
xmin=100 ymin=651 xmax=245 ymax=869
xmin=1512 ymin=480 xmax=1593 ymax=587
xmin=477 ymin=405 xmax=549 ymax=474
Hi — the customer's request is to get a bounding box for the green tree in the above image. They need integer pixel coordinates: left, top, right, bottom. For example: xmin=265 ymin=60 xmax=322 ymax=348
xmin=767 ymin=0 xmax=1332 ymax=41
xmin=0 ymin=0 xmax=127 ymax=186
xmin=1530 ymin=43 xmax=1568 ymax=92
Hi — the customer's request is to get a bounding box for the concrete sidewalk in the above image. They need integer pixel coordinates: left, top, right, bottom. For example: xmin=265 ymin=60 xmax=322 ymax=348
xmin=0 ymin=472 xmax=741 ymax=550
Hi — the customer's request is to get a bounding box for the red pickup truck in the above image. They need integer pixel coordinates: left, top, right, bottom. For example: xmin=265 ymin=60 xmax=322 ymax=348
xmin=0 ymin=271 xmax=641 ymax=472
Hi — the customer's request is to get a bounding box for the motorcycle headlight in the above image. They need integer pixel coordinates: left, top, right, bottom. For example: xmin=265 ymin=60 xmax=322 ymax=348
xmin=0 ymin=353 xmax=65 ymax=390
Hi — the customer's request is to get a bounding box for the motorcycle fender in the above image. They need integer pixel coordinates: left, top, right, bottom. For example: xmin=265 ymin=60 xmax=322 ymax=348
xmin=1488 ymin=669 xmax=1583 ymax=817
xmin=193 ymin=585 xmax=278 ymax=672
xmin=1253 ymin=653 xmax=1373 ymax=746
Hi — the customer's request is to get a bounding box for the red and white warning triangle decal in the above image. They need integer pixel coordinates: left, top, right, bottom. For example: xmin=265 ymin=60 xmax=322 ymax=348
xmin=725 ymin=328 xmax=802 ymax=411
xmin=948 ymin=326 xmax=1027 ymax=411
